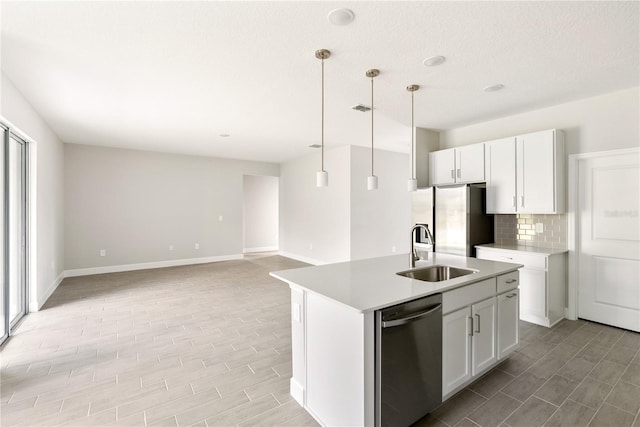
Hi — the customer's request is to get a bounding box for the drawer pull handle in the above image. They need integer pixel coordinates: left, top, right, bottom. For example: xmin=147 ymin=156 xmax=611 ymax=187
xmin=506 ymin=293 xmax=517 ymax=299
xmin=475 ymin=314 xmax=480 ymax=333
xmin=505 ymin=279 xmax=517 ymax=284
xmin=503 ymin=256 xmax=513 ymax=260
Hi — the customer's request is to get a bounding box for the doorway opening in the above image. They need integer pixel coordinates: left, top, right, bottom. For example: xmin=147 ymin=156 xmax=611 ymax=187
xmin=242 ymin=175 xmax=279 ymax=256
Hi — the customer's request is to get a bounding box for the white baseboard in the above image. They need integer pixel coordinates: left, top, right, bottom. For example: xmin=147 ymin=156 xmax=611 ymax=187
xmin=277 ymin=251 xmax=325 ymax=266
xmin=64 ymin=254 xmax=243 ymax=278
xmin=244 ymin=246 xmax=279 ymax=254
xmin=30 ymin=271 xmax=64 ymax=312
xmin=290 ymin=378 xmax=305 ymax=406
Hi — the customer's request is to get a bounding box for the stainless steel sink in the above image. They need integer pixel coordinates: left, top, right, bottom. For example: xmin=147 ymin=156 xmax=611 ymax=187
xmin=397 ymin=265 xmax=477 ymax=282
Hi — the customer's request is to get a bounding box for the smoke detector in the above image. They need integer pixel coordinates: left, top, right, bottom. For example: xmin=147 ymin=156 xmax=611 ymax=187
xmin=352 ymin=104 xmax=372 ymax=112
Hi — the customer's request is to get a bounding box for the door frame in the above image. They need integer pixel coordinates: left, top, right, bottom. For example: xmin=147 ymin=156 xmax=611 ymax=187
xmin=567 ymin=147 xmax=640 ymax=321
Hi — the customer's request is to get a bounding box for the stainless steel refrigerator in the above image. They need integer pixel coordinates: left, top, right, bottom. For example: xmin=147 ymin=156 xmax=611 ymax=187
xmin=435 ymin=184 xmax=494 ymax=257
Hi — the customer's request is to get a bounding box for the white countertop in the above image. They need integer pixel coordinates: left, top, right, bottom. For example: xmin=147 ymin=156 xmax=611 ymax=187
xmin=476 ymin=243 xmax=568 ymax=255
xmin=270 ymin=253 xmax=522 ymax=313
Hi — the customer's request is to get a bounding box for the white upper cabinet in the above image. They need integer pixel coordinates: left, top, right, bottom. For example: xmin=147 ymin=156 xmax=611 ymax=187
xmin=485 ymin=129 xmax=565 ymax=214
xmin=429 ymin=143 xmax=485 ymax=186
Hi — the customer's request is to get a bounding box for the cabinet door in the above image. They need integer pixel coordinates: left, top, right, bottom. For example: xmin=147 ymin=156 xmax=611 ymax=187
xmin=471 ymin=298 xmax=497 ymax=376
xmin=485 ymin=137 xmax=517 ymax=213
xmin=497 ymin=290 xmax=519 ymax=360
xmin=430 ymin=148 xmax=456 ymax=186
xmin=519 ymin=268 xmax=547 ymax=319
xmin=516 ymin=130 xmax=556 ymax=213
xmin=442 ymin=307 xmax=471 ymax=397
xmin=456 ymin=143 xmax=485 ymax=183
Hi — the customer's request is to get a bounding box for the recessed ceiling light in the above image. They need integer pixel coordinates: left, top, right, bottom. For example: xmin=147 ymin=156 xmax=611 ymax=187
xmin=219 ymin=134 xmax=231 ymax=137
xmin=483 ymin=84 xmax=505 ymax=92
xmin=327 ymin=8 xmax=355 ymax=26
xmin=422 ymin=56 xmax=446 ymax=67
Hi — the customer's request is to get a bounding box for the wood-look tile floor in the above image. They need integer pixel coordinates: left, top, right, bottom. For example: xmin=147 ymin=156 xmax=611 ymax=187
xmin=1 ymin=254 xmax=318 ymax=427
xmin=1 ymin=254 xmax=639 ymax=427
xmin=417 ymin=319 xmax=640 ymax=427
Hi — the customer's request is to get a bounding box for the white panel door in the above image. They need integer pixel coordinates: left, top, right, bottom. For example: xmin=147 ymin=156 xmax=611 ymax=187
xmin=578 ymin=149 xmax=640 ymax=332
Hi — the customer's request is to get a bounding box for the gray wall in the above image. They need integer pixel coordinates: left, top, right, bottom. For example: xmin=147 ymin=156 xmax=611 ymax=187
xmin=1 ymin=72 xmax=65 ymax=310
xmin=349 ymin=146 xmax=412 ymax=260
xmin=279 ymin=146 xmax=351 ymax=264
xmin=64 ymin=144 xmax=278 ymax=271
xmin=279 ymin=145 xmax=412 ymax=265
xmin=243 ymin=174 xmax=279 ymax=251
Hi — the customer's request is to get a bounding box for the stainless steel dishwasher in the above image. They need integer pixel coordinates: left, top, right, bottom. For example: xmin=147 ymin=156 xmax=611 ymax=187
xmin=375 ymin=293 xmax=442 ymax=427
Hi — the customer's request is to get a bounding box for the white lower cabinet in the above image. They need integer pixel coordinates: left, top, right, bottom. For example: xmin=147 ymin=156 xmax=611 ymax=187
xmin=471 ymin=297 xmax=497 ymax=375
xmin=442 ymin=273 xmax=517 ymax=399
xmin=497 ymin=288 xmax=519 ymax=359
xmin=476 ymin=246 xmax=567 ymax=327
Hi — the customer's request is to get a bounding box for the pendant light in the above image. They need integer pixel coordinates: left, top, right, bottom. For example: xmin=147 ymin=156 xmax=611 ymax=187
xmin=315 ymin=49 xmax=330 ymax=187
xmin=407 ymin=84 xmax=419 ymax=192
xmin=366 ymin=69 xmax=380 ymax=190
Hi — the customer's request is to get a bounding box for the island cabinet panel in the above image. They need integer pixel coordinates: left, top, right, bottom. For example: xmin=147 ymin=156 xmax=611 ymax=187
xmin=297 ymin=290 xmax=375 ymax=427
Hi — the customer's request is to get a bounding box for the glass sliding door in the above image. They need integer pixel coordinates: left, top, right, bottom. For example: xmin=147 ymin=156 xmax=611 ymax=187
xmin=1 ymin=125 xmax=6 ymax=345
xmin=7 ymin=132 xmax=28 ymax=332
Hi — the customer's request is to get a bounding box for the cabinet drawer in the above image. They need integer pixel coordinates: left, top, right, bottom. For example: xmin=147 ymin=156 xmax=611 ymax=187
xmin=497 ymin=271 xmax=519 ymax=293
xmin=443 ymin=278 xmax=496 ymax=314
xmin=476 ymin=248 xmax=546 ymax=270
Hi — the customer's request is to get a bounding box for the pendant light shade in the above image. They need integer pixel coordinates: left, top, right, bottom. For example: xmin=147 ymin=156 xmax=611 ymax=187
xmin=407 ymin=84 xmax=420 ymax=192
xmin=366 ymin=69 xmax=380 ymax=190
xmin=315 ymin=49 xmax=331 ymax=187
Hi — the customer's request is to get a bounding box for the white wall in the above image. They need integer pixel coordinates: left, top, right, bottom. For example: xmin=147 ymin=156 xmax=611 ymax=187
xmin=243 ymin=174 xmax=279 ymax=252
xmin=279 ymin=145 xmax=412 ymax=265
xmin=350 ymin=146 xmax=412 ymax=260
xmin=64 ymin=144 xmax=278 ymax=273
xmin=440 ymin=87 xmax=640 ymax=154
xmin=1 ymin=72 xmax=65 ymax=310
xmin=279 ymin=146 xmax=351 ymax=264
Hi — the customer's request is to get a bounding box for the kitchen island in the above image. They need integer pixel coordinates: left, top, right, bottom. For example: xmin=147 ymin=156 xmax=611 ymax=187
xmin=270 ymin=253 xmax=522 ymax=427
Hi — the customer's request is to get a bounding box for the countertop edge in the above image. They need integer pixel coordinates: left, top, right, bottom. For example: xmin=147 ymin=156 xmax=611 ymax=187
xmin=476 ymin=243 xmax=568 ymax=255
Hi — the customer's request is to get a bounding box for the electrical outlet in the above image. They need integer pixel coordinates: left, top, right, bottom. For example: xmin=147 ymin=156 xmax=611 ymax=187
xmin=309 ymin=243 xmax=313 ymax=250
xmin=169 ymin=245 xmax=174 ymax=251
xmin=99 ymin=249 xmax=106 ymax=257
xmin=391 ymin=246 xmax=396 ymax=253
xmin=535 ymin=223 xmax=544 ymax=233
xmin=195 ymin=243 xmax=200 ymax=249
xmin=218 ymin=215 xmax=223 ymax=222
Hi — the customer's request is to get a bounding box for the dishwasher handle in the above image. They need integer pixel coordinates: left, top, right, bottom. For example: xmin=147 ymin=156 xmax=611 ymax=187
xmin=381 ymin=303 xmax=442 ymax=328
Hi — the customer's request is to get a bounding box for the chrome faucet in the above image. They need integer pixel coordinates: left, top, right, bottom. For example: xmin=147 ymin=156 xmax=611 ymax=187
xmin=410 ymin=224 xmax=434 ymax=268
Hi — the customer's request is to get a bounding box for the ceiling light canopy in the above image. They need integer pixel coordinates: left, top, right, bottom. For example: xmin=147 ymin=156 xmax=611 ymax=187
xmin=422 ymin=55 xmax=446 ymax=67
xmin=327 ymin=8 xmax=355 ymax=26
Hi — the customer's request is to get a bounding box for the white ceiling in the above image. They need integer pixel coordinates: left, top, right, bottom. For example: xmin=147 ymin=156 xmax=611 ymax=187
xmin=1 ymin=1 xmax=638 ymax=163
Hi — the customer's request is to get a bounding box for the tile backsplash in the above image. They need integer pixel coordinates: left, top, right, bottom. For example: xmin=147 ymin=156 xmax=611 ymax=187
xmin=494 ymin=213 xmax=567 ymax=249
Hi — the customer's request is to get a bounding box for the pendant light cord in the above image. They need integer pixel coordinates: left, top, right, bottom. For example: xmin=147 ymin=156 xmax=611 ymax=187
xmin=321 ymin=58 xmax=325 ymax=172
xmin=411 ymin=90 xmax=415 ymax=180
xmin=371 ymin=76 xmax=374 ymax=175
